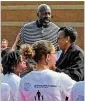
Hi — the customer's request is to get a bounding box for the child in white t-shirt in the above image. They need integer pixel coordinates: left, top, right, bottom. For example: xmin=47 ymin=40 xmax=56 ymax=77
xmin=1 ymin=51 xmax=21 ymax=101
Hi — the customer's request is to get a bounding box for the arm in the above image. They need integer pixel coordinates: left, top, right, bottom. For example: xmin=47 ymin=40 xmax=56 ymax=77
xmin=11 ymin=33 xmax=20 ymax=51
xmin=11 ymin=25 xmax=26 ymax=51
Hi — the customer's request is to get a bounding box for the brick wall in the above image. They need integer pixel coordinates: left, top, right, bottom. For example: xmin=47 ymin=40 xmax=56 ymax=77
xmin=1 ymin=1 xmax=84 ymax=49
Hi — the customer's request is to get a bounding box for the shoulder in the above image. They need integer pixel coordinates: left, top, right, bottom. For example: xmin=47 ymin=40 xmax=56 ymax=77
xmin=70 ymin=45 xmax=83 ymax=53
xmin=50 ymin=22 xmax=59 ymax=29
xmin=12 ymin=74 xmax=21 ymax=81
xmin=44 ymin=69 xmax=58 ymax=76
xmin=59 ymin=72 xmax=69 ymax=79
xmin=68 ymin=45 xmax=84 ymax=58
xmin=75 ymin=45 xmax=84 ymax=54
xmin=43 ymin=70 xmax=62 ymax=81
xmin=9 ymin=74 xmax=21 ymax=85
xmin=59 ymin=72 xmax=76 ymax=83
xmin=23 ymin=21 xmax=36 ymax=28
xmin=8 ymin=74 xmax=21 ymax=88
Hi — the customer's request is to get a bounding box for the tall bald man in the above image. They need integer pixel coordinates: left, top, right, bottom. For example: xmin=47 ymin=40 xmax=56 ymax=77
xmin=19 ymin=4 xmax=59 ymax=50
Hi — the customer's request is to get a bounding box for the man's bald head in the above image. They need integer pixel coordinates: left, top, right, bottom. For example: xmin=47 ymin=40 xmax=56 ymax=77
xmin=37 ymin=4 xmax=51 ymax=13
xmin=37 ymin=4 xmax=52 ymax=27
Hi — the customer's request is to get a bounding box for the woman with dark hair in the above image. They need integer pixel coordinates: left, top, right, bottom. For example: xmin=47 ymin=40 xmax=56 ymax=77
xmin=56 ymin=27 xmax=84 ymax=81
xmin=1 ymin=51 xmax=21 ymax=101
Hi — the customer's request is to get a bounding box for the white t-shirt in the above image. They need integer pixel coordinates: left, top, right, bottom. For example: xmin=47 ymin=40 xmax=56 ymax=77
xmin=1 ymin=73 xmax=21 ymax=101
xmin=1 ymin=83 xmax=11 ymax=101
xmin=18 ymin=69 xmax=76 ymax=101
xmin=68 ymin=81 xmax=84 ymax=101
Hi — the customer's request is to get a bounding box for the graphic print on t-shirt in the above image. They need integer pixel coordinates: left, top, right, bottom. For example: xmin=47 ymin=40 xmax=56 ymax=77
xmin=34 ymin=90 xmax=44 ymax=101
